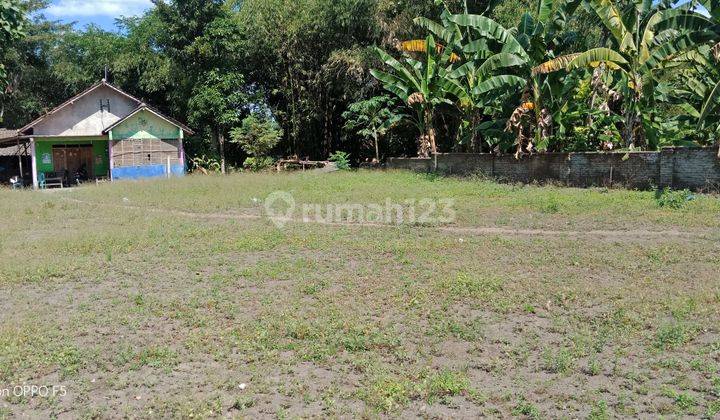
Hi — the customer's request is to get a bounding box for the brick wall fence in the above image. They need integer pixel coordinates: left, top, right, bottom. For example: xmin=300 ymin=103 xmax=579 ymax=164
xmin=386 ymin=147 xmax=720 ymax=191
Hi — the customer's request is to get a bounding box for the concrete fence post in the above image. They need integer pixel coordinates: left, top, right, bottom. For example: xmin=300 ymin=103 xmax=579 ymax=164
xmin=659 ymin=147 xmax=675 ymax=188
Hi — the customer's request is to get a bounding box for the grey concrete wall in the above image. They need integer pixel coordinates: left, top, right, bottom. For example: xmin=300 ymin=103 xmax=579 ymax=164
xmin=386 ymin=147 xmax=720 ymax=191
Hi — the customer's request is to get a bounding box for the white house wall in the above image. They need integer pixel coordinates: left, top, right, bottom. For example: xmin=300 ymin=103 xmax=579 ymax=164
xmin=32 ymin=86 xmax=139 ymax=137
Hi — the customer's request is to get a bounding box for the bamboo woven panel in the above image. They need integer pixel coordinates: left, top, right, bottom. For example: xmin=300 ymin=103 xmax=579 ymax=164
xmin=112 ymin=139 xmax=181 ymax=168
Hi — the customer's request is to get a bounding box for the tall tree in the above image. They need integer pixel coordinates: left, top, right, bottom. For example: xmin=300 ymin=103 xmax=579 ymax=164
xmin=1 ymin=0 xmax=71 ymax=125
xmin=0 ymin=0 xmax=26 ymax=116
xmin=154 ymin=0 xmax=247 ymax=173
xmin=237 ymin=0 xmax=398 ymax=159
xmin=372 ymin=35 xmax=466 ymax=157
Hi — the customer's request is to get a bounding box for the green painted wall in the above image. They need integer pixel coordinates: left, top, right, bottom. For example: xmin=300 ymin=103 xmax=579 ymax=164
xmin=109 ymin=110 xmax=182 ymax=140
xmin=34 ymin=138 xmax=110 ymax=176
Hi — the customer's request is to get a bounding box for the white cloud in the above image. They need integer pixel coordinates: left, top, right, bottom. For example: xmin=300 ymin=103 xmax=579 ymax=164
xmin=45 ymin=0 xmax=153 ymax=18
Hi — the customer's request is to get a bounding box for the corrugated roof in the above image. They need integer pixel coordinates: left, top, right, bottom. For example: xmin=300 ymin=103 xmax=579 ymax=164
xmin=0 ymin=128 xmax=18 ymax=140
xmin=0 ymin=143 xmax=28 ymax=156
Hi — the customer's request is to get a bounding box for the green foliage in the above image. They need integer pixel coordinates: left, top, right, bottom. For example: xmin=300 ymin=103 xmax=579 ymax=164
xmin=588 ymin=400 xmax=609 ymax=420
xmin=655 ymin=188 xmax=696 ymax=209
xmin=328 ymin=151 xmax=351 ymax=170
xmin=654 ymin=321 xmax=694 ymax=349
xmin=343 ymin=95 xmax=401 ymax=161
xmin=372 ymin=34 xmax=465 ymax=155
xmin=231 ymin=115 xmax=282 ymax=157
xmin=423 ymin=369 xmax=469 ymax=403
xmin=542 ymin=347 xmax=574 ymax=374
xmin=535 ymin=0 xmax=718 ymax=148
xmin=191 ymin=155 xmax=222 ymax=173
xmin=241 ymin=157 xmax=276 ymax=172
xmin=3 ymin=0 xmax=720 ymax=161
xmin=231 ymin=115 xmax=283 ymax=171
xmin=513 ymin=398 xmax=541 ymax=419
xmin=0 ymin=0 xmax=24 ymax=44
xmin=0 ymin=0 xmax=25 ymax=92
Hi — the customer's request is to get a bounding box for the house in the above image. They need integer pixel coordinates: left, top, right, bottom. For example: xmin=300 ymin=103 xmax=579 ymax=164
xmin=0 ymin=80 xmax=193 ymax=189
xmin=0 ymin=129 xmax=30 ymax=184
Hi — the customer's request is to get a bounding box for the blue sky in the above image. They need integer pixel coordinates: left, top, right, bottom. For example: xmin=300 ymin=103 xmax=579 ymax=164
xmin=42 ymin=0 xmax=709 ymax=32
xmin=43 ymin=0 xmax=153 ymax=31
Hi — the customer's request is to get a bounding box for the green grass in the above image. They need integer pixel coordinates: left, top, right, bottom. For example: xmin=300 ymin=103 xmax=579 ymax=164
xmin=0 ymin=170 xmax=719 ymax=417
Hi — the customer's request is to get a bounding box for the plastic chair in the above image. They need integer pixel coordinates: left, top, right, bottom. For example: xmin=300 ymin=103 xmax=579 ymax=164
xmin=38 ymin=172 xmax=47 ymax=189
xmin=10 ymin=176 xmax=23 ymax=190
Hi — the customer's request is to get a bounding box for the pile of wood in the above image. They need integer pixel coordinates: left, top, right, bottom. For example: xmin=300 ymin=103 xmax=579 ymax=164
xmin=275 ymin=157 xmax=330 ymax=172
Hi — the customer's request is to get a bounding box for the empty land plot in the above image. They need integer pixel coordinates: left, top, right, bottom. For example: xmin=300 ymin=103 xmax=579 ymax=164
xmin=0 ymin=171 xmax=719 ymax=418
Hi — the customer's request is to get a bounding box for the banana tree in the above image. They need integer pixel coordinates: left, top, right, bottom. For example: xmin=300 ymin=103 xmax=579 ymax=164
xmin=665 ymin=46 xmax=720 ymax=151
xmin=533 ymin=0 xmax=716 ymax=148
xmin=445 ymin=0 xmax=583 ymax=156
xmin=411 ymin=8 xmax=527 ymax=151
xmin=696 ymin=0 xmax=720 ymax=134
xmin=371 ymin=35 xmax=464 ymax=157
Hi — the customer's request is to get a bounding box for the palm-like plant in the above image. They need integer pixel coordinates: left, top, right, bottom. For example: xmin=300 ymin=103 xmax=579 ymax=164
xmin=445 ymin=0 xmax=584 ymax=155
xmin=371 ymin=35 xmax=464 ymax=157
xmin=533 ymin=0 xmax=716 ymax=148
xmin=696 ymin=0 xmax=720 ymax=132
xmin=411 ymin=8 xmax=527 ymax=151
xmin=663 ymin=45 xmax=720 ymax=151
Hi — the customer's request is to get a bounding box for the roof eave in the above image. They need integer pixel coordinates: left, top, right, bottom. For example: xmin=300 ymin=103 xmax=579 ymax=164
xmin=18 ymin=80 xmax=144 ymax=135
xmin=102 ymin=105 xmax=195 ymax=137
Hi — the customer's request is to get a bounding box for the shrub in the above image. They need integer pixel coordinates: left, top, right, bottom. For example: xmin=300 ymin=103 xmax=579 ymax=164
xmin=230 ymin=114 xmax=283 ymax=171
xmin=513 ymin=398 xmax=541 ymax=419
xmin=654 ymin=322 xmax=694 ymax=350
xmin=655 ymin=187 xmax=695 ymax=209
xmin=191 ymin=155 xmax=222 ymax=173
xmin=243 ymin=157 xmax=275 ymax=172
xmin=424 ymin=370 xmax=469 ymax=403
xmin=329 ymin=151 xmax=351 ymax=170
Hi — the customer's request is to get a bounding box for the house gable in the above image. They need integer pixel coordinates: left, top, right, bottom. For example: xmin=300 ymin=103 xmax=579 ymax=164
xmin=26 ymin=84 xmax=140 ymax=137
xmin=108 ymin=108 xmax=183 ymax=140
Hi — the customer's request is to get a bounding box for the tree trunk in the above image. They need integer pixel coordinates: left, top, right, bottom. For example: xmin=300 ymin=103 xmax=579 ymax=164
xmin=470 ymin=113 xmax=482 ymax=152
xmin=623 ymin=106 xmax=635 ymax=148
xmin=287 ymin=66 xmax=299 ymax=157
xmin=372 ymin=131 xmax=380 ymax=163
xmin=532 ymin=77 xmax=543 ymax=145
xmin=425 ymin=107 xmax=437 ymax=155
xmin=428 ymin=126 xmax=437 ymax=155
xmin=218 ymin=131 xmax=226 ymax=175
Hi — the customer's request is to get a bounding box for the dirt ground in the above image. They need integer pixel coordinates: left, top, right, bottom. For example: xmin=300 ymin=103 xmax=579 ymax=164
xmin=0 ymin=171 xmax=719 ymax=418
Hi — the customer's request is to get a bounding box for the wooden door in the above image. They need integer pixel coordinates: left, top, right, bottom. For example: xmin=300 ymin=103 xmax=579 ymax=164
xmin=79 ymin=146 xmax=94 ymax=177
xmin=52 ymin=148 xmax=66 ymax=174
xmin=52 ymin=145 xmax=94 ymax=177
xmin=66 ymin=147 xmax=81 ymax=176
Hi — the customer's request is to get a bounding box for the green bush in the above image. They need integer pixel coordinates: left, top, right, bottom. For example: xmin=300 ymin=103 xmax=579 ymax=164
xmin=191 ymin=155 xmax=222 ymax=173
xmin=230 ymin=114 xmax=283 ymax=171
xmin=329 ymin=151 xmax=351 ymax=170
xmin=242 ymin=157 xmax=275 ymax=172
xmin=656 ymin=187 xmax=695 ymax=209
